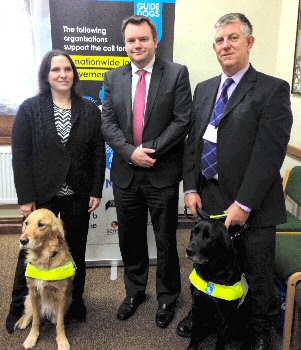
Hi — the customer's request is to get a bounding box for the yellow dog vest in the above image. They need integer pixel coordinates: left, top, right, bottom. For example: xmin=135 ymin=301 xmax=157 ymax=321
xmin=25 ymin=261 xmax=76 ymax=281
xmin=189 ymin=268 xmax=244 ymax=301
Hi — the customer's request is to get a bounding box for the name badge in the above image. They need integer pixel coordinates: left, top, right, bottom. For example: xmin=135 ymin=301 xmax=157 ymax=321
xmin=203 ymin=124 xmax=217 ymax=143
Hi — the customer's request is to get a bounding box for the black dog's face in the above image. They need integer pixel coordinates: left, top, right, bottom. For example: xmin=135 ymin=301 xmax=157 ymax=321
xmin=186 ymin=219 xmax=233 ymax=265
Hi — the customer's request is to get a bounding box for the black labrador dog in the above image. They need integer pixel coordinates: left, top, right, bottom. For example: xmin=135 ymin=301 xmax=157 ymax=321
xmin=186 ymin=218 xmax=246 ymax=350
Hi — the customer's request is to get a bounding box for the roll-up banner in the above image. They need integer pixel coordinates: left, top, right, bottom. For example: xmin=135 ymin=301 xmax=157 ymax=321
xmin=49 ymin=0 xmax=176 ymax=267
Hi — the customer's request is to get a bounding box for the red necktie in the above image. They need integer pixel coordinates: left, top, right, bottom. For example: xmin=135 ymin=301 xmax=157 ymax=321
xmin=133 ymin=69 xmax=146 ymax=147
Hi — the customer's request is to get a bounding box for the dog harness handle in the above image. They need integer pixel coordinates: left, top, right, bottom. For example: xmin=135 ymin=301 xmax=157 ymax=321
xmin=184 ymin=206 xmax=228 ymax=221
xmin=25 ymin=261 xmax=76 ymax=281
xmin=209 ymin=213 xmax=228 ymax=219
xmin=189 ymin=269 xmax=244 ymax=301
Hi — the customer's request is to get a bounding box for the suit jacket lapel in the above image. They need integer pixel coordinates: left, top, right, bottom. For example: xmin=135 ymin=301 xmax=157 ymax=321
xmin=203 ymin=77 xmax=220 ymax=122
xmin=223 ymin=65 xmax=256 ymax=118
xmin=196 ymin=77 xmax=220 ymax=141
xmin=144 ymin=57 xmax=163 ymax=127
xmin=121 ymin=64 xmax=133 ymax=129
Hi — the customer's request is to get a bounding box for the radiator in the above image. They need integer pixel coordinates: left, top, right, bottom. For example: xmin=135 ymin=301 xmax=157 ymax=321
xmin=0 ymin=147 xmax=17 ymax=204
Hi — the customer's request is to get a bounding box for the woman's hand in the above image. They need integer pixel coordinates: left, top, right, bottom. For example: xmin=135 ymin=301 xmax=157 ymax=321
xmin=20 ymin=202 xmax=36 ymax=217
xmin=88 ymin=197 xmax=101 ymax=213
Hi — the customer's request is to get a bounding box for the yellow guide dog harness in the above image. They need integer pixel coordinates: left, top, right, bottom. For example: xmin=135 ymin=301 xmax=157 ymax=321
xmin=25 ymin=261 xmax=76 ymax=281
xmin=189 ymin=268 xmax=244 ymax=301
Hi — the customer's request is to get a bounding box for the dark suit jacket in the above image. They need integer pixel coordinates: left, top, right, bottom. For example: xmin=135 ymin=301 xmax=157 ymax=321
xmin=183 ymin=65 xmax=293 ymax=227
xmin=101 ymin=57 xmax=192 ymax=189
xmin=12 ymin=94 xmax=106 ymax=205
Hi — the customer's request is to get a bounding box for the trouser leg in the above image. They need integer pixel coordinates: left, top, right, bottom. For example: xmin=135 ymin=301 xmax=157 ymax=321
xmin=6 ymin=214 xmax=29 ymax=333
xmin=58 ymin=196 xmax=90 ymax=301
xmin=234 ymin=226 xmax=277 ymax=334
xmin=113 ymin=181 xmax=149 ymax=297
xmin=147 ymin=183 xmax=181 ymax=305
xmin=6 ymin=249 xmax=28 ymax=320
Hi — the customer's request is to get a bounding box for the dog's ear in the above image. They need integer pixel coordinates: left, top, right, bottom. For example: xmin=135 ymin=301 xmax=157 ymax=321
xmin=201 ymin=221 xmax=213 ymax=239
xmin=52 ymin=217 xmax=65 ymax=240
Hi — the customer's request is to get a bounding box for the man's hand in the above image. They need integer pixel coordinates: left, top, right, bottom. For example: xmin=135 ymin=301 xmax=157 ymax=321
xmin=130 ymin=148 xmax=156 ymax=168
xmin=224 ymin=202 xmax=249 ymax=228
xmin=184 ymin=192 xmax=202 ymax=217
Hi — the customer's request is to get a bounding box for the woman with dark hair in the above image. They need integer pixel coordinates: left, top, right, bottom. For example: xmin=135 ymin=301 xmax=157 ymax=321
xmin=6 ymin=49 xmax=106 ymax=332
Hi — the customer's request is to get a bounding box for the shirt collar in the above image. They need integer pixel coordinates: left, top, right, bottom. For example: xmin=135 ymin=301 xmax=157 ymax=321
xmin=131 ymin=55 xmax=155 ymax=76
xmin=220 ymin=63 xmax=250 ymax=86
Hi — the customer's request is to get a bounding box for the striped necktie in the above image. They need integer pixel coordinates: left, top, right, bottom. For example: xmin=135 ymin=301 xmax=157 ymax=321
xmin=201 ymin=78 xmax=234 ymax=179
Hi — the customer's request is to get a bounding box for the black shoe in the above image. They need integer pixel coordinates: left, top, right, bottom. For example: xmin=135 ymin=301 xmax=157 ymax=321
xmin=176 ymin=310 xmax=192 ymax=337
xmin=253 ymin=334 xmax=271 ymax=350
xmin=240 ymin=334 xmax=271 ymax=350
xmin=117 ymin=294 xmax=146 ymax=320
xmin=66 ymin=299 xmax=87 ymax=322
xmin=155 ymin=304 xmax=175 ymax=328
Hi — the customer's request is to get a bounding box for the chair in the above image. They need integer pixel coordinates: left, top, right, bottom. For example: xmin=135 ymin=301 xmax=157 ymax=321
xmin=275 ymin=236 xmax=301 ymax=350
xmin=275 ymin=166 xmax=301 ymax=350
xmin=277 ymin=166 xmax=301 ymax=235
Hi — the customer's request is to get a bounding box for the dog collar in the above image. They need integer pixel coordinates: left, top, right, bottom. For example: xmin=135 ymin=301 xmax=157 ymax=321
xmin=25 ymin=261 xmax=76 ymax=281
xmin=189 ymin=268 xmax=244 ymax=301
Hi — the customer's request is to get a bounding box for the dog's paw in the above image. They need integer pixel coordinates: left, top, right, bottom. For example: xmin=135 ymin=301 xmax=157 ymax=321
xmin=16 ymin=315 xmax=32 ymax=330
xmin=23 ymin=334 xmax=38 ymax=349
xmin=57 ymin=337 xmax=70 ymax=350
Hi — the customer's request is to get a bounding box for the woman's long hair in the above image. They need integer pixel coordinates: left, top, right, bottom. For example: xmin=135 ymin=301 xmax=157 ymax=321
xmin=38 ymin=49 xmax=80 ymax=96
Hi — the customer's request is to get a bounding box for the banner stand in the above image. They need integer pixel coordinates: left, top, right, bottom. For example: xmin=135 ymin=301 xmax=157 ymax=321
xmin=86 ymin=210 xmax=157 ymax=269
xmin=110 ymin=266 xmax=118 ymax=280
xmin=85 ymin=152 xmax=157 ymax=276
xmin=49 ymin=0 xmax=176 ymax=275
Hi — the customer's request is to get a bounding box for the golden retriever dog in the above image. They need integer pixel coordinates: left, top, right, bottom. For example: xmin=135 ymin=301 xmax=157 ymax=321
xmin=15 ymin=208 xmax=75 ymax=350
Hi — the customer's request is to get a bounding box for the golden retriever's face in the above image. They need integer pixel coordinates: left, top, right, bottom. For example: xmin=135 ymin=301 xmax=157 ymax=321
xmin=20 ymin=209 xmax=64 ymax=250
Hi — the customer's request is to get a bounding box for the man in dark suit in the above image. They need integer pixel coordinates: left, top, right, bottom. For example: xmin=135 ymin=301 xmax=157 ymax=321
xmin=178 ymin=13 xmax=293 ymax=350
xmin=101 ymin=15 xmax=191 ymax=328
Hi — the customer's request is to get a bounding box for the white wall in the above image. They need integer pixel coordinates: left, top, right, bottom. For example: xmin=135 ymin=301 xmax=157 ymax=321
xmin=276 ymin=0 xmax=301 ymax=173
xmin=173 ymin=0 xmax=301 ymax=180
xmin=2 ymin=1 xmax=301 ymax=212
xmin=173 ymin=0 xmax=282 ymax=91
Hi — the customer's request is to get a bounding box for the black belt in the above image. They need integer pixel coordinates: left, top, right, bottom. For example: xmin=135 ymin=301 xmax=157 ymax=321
xmin=201 ymin=173 xmax=219 ymax=186
xmin=208 ymin=177 xmax=219 ymax=185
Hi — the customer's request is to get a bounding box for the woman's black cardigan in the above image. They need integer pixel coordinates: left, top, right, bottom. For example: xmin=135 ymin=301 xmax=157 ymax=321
xmin=12 ymin=93 xmax=106 ymax=205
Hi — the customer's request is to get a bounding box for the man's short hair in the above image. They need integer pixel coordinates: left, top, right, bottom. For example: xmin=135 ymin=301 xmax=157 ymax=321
xmin=214 ymin=13 xmax=253 ymax=38
xmin=121 ymin=15 xmax=157 ymax=42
